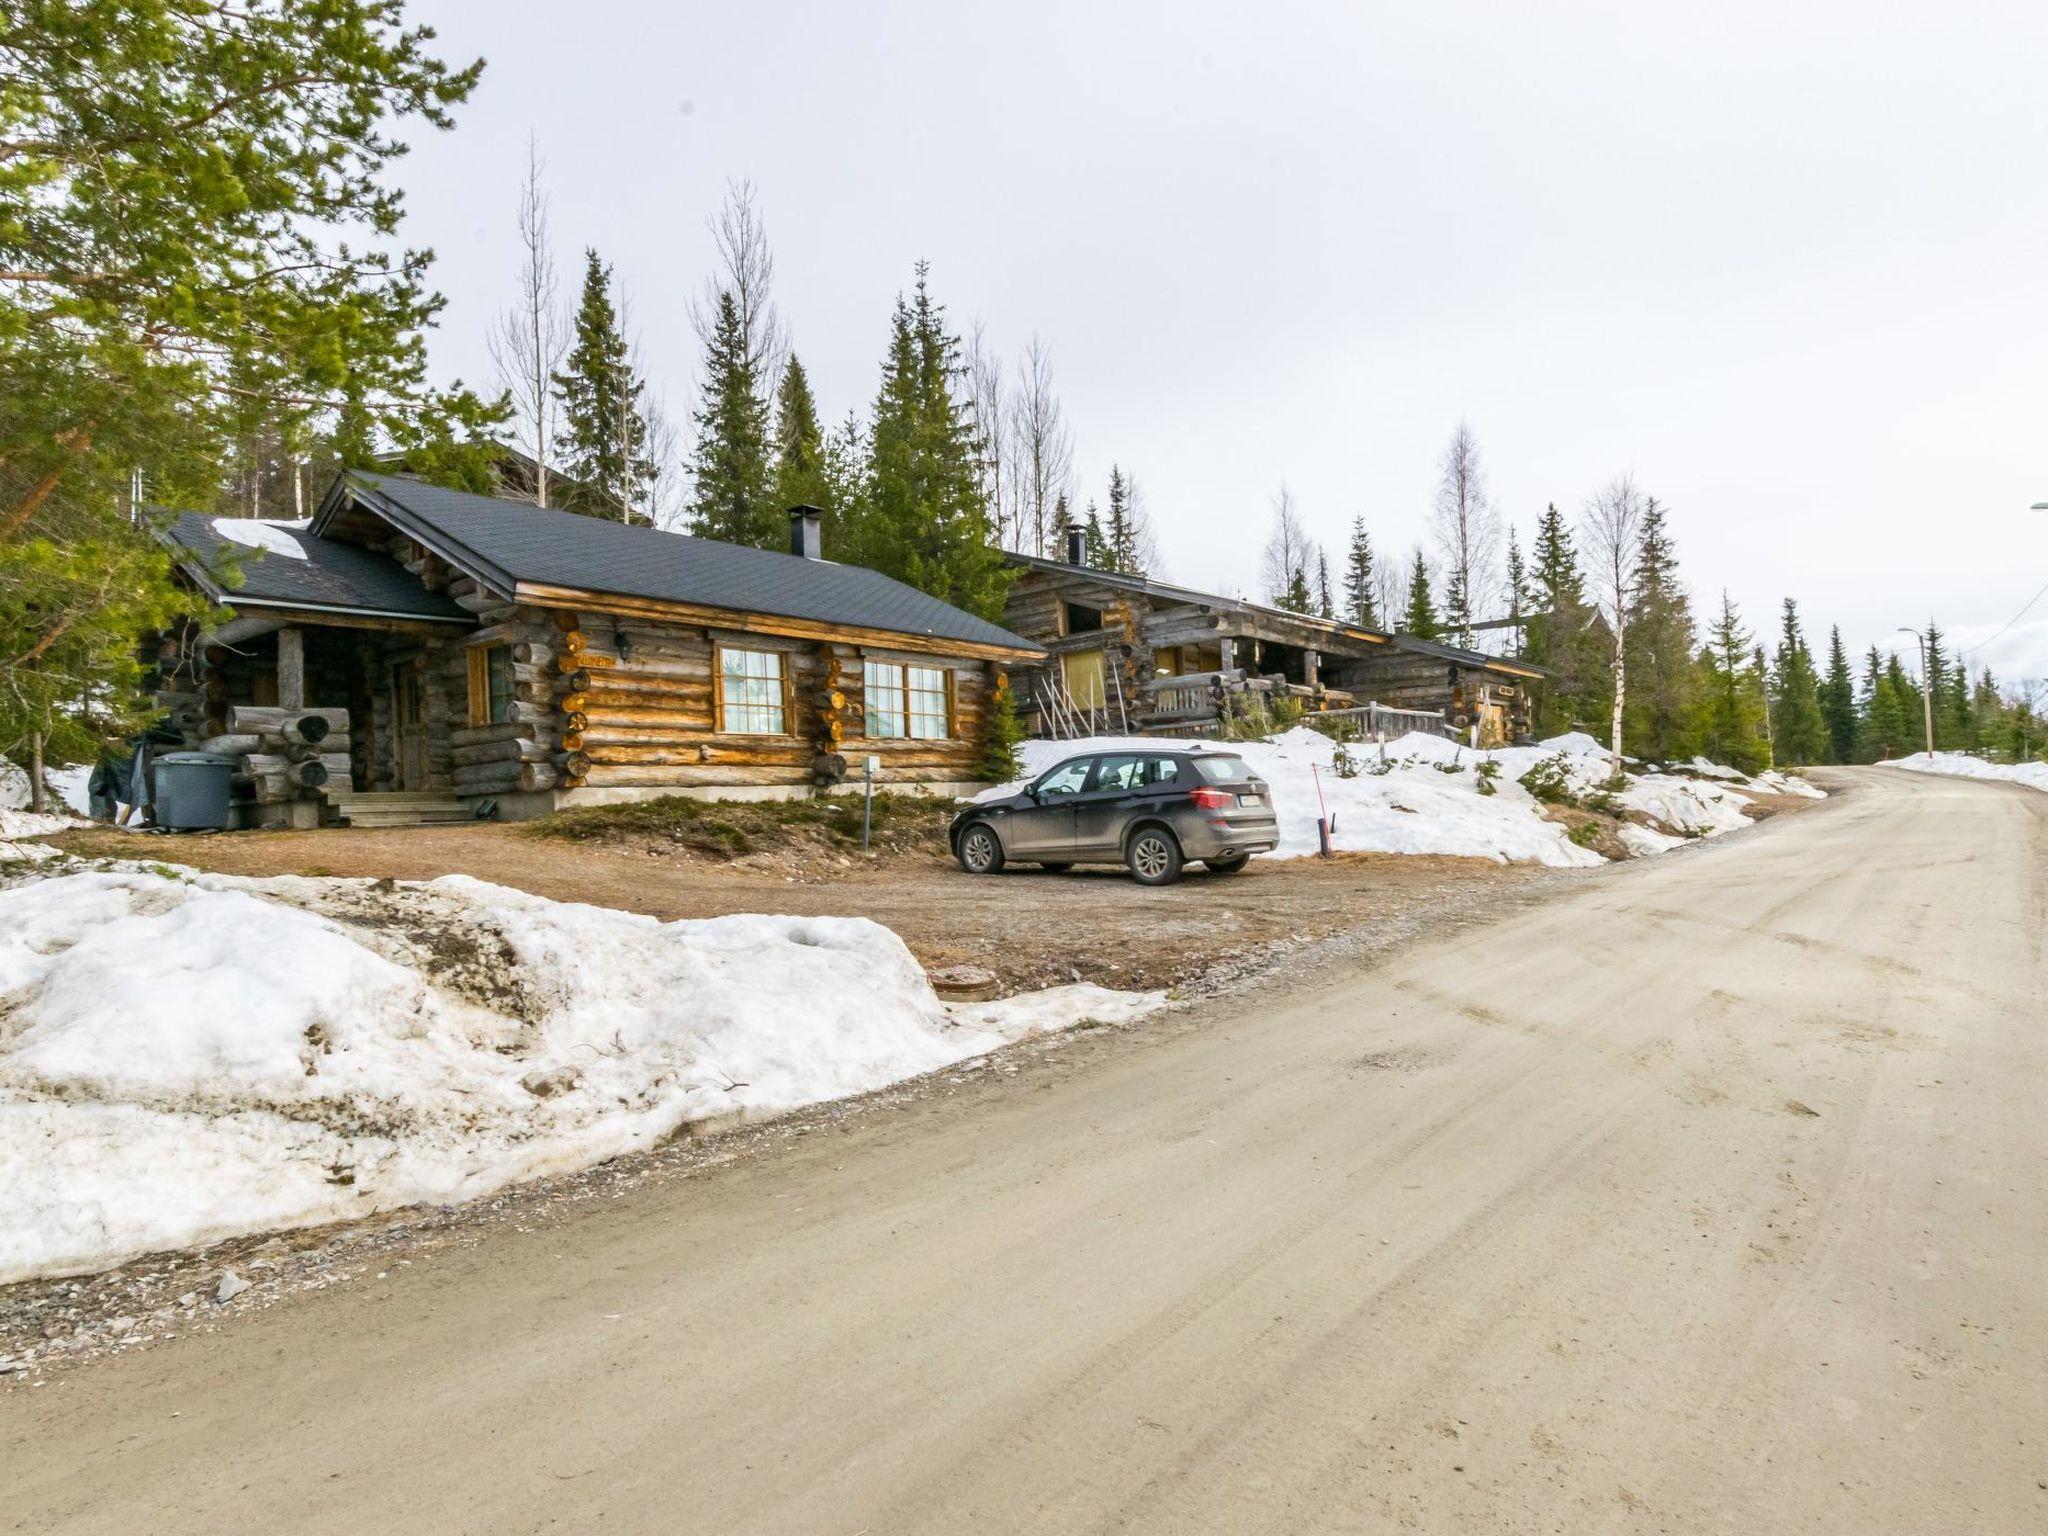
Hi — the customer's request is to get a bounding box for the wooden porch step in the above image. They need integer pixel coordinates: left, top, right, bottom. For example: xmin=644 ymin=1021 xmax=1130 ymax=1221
xmin=328 ymin=791 xmax=476 ymax=828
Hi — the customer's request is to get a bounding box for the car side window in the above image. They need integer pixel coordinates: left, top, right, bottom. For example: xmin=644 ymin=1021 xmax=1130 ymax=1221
xmin=1036 ymin=759 xmax=1093 ymax=797
xmin=1091 ymin=754 xmax=1149 ymax=793
xmin=1146 ymin=756 xmax=1182 ymax=786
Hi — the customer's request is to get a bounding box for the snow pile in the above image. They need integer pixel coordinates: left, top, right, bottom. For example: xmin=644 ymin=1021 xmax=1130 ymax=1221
xmin=1890 ymin=752 xmax=2048 ymax=794
xmin=994 ymin=727 xmax=1823 ymax=869
xmin=0 ymin=868 xmax=1162 ymax=1282
xmin=211 ymin=517 xmax=311 ymax=559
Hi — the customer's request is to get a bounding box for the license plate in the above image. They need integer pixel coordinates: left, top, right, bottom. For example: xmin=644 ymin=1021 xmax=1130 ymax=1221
xmin=1238 ymin=793 xmax=1264 ymax=807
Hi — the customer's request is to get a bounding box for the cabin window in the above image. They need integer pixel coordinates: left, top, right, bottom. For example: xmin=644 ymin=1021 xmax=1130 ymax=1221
xmin=1061 ymin=600 xmax=1104 ymax=635
xmin=863 ymin=660 xmax=951 ymax=740
xmin=467 ymin=644 xmax=515 ymax=726
xmin=1155 ymin=643 xmax=1222 ymax=677
xmin=718 ymin=646 xmax=786 ymax=735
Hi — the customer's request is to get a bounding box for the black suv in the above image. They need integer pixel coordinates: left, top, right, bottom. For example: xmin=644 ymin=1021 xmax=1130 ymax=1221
xmin=951 ymin=747 xmax=1280 ymax=885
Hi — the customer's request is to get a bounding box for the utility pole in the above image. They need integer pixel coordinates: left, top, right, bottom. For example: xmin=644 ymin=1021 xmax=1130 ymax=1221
xmin=1897 ymin=627 xmax=1936 ymax=758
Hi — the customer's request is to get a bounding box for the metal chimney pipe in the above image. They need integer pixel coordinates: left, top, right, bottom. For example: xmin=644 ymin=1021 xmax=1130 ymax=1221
xmin=789 ymin=505 xmax=823 ymax=560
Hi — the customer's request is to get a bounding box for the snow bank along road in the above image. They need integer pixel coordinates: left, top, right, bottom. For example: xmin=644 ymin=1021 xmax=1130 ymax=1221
xmin=6 ymin=767 xmax=2045 ymax=1534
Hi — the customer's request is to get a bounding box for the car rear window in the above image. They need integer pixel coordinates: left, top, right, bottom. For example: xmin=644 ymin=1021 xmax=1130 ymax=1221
xmin=1192 ymin=755 xmax=1253 ymax=784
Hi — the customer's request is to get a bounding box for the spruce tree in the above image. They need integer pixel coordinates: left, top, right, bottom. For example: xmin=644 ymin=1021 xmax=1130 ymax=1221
xmin=1343 ymin=518 xmax=1380 ymax=628
xmin=1403 ymin=556 xmax=1441 ymax=639
xmin=1281 ymin=561 xmax=1313 ymax=614
xmin=1948 ymin=659 xmax=1975 ymax=750
xmin=844 ymin=266 xmax=1010 ymax=617
xmin=1696 ymin=592 xmax=1769 ymax=773
xmin=1104 ymin=465 xmax=1142 ymax=575
xmin=1818 ymin=626 xmax=1857 ymax=764
xmin=555 ymin=249 xmax=657 ymax=522
xmin=1524 ymin=502 xmax=1604 ymax=734
xmin=1315 ymin=549 xmax=1335 ymax=620
xmin=770 ymin=353 xmax=828 ymax=523
xmin=1622 ymin=497 xmax=1699 ymax=762
xmin=1083 ymin=501 xmax=1107 ymax=566
xmin=1770 ymin=598 xmax=1828 ymax=764
xmin=1503 ymin=525 xmax=1528 ymax=654
xmin=685 ymin=288 xmax=774 ymax=543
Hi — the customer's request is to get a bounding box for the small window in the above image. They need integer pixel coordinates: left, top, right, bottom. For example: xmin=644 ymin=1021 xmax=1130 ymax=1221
xmin=719 ymin=647 xmax=786 ymax=735
xmin=1061 ymin=600 xmax=1103 ymax=635
xmin=864 ymin=660 xmax=906 ymax=739
xmin=863 ymin=660 xmax=951 ymax=741
xmin=907 ymin=665 xmax=949 ymax=740
xmin=468 ymin=644 xmax=515 ymax=726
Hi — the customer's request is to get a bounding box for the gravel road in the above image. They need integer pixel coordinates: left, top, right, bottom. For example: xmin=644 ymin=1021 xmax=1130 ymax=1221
xmin=6 ymin=766 xmax=2043 ymax=1533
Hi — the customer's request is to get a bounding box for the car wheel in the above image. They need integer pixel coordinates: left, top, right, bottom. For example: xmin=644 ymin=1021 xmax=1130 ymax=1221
xmin=1204 ymin=854 xmax=1250 ymax=875
xmin=1125 ymin=827 xmax=1183 ymax=886
xmin=956 ymin=823 xmax=1005 ymax=875
xmin=1037 ymin=861 xmax=1074 ymax=873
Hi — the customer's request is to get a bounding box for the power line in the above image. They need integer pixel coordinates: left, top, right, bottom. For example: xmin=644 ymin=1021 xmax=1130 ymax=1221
xmin=1958 ymin=572 xmax=2048 ymax=665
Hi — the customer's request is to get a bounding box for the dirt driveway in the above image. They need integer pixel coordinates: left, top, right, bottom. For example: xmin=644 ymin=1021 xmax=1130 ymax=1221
xmin=53 ymin=822 xmax=1566 ymax=992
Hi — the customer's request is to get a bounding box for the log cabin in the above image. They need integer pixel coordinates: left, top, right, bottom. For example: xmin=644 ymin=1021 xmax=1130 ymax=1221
xmin=1002 ymin=530 xmax=1540 ymax=746
xmin=149 ymin=471 xmax=1042 ymax=827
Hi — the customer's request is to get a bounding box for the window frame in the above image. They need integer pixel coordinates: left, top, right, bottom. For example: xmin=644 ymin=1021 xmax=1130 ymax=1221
xmin=467 ymin=643 xmax=515 ymax=727
xmin=715 ymin=644 xmax=792 ymax=737
xmin=862 ymin=657 xmax=954 ymax=742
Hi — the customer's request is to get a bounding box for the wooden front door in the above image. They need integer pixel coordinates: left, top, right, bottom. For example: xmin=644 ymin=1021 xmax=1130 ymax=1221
xmin=394 ymin=663 xmax=428 ymax=790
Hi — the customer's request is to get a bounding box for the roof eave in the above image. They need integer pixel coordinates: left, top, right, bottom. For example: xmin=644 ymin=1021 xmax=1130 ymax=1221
xmin=323 ymin=472 xmax=520 ymax=599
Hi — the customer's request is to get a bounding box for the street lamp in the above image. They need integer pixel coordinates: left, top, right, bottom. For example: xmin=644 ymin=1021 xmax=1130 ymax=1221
xmin=1897 ymin=627 xmax=1936 ymax=759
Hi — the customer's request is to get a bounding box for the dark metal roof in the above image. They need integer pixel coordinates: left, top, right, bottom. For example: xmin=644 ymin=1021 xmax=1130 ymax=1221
xmin=1385 ymin=632 xmax=1545 ymax=678
xmin=329 ymin=472 xmax=1040 ymax=654
xmin=157 ymin=512 xmax=472 ymax=623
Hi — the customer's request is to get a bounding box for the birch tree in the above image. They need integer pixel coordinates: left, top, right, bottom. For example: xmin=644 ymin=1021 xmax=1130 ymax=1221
xmin=486 ymin=136 xmax=567 ymax=506
xmin=1005 ymin=335 xmax=1072 ymax=556
xmin=1580 ymin=473 xmax=1647 ymax=773
xmin=1260 ymin=485 xmax=1313 ymax=608
xmin=1430 ymin=421 xmax=1501 ymax=647
xmin=966 ymin=321 xmax=1010 ymax=548
xmin=691 ymin=179 xmax=786 ymax=393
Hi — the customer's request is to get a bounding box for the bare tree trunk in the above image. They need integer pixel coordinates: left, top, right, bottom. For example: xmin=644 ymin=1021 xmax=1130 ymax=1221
xmin=29 ymin=729 xmax=46 ymax=815
xmin=1430 ymin=420 xmax=1501 ymax=649
xmin=1580 ymin=472 xmax=1646 ymax=776
xmin=487 ymin=135 xmax=566 ymax=507
xmin=1007 ymin=336 xmax=1071 ymax=557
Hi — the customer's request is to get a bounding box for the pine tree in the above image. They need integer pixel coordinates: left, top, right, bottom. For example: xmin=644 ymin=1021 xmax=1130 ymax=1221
xmin=1315 ymin=549 xmax=1335 ymax=620
xmin=1281 ymin=561 xmax=1313 ymax=614
xmin=1047 ymin=491 xmax=1076 ymax=557
xmin=770 ymin=353 xmax=828 ymax=523
xmin=1083 ymin=501 xmax=1107 ymax=566
xmin=1770 ymin=598 xmax=1827 ymax=764
xmin=975 ymin=671 xmax=1025 ymax=782
xmin=1622 ymin=496 xmax=1699 ymax=762
xmin=1403 ymin=555 xmax=1440 ymax=639
xmin=841 ymin=266 xmax=1010 ymax=618
xmin=1696 ymin=592 xmax=1769 ymax=773
xmin=1818 ymin=626 xmax=1857 ymax=764
xmin=1948 ymin=659 xmax=1974 ymax=750
xmin=1921 ymin=621 xmax=1949 ymax=746
xmin=1860 ymin=647 xmax=1911 ymax=761
xmin=555 ymin=249 xmax=657 ymax=522
xmin=1342 ymin=518 xmax=1380 ymax=628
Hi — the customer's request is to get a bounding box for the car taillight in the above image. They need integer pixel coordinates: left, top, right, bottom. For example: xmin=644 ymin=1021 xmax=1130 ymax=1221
xmin=1189 ymin=787 xmax=1234 ymax=811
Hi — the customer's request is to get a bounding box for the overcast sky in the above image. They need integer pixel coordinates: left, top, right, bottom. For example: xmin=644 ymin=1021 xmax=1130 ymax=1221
xmin=396 ymin=0 xmax=2048 ymax=684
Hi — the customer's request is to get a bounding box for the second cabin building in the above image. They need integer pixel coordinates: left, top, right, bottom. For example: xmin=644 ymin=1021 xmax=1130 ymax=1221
xmin=1000 ymin=529 xmax=1540 ymax=747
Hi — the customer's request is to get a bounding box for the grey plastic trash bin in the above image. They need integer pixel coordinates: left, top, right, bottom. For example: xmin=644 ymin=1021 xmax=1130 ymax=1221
xmin=153 ymin=752 xmax=236 ymax=830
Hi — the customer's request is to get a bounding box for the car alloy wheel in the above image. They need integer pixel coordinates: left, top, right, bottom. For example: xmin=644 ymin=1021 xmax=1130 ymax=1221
xmin=1127 ymin=829 xmax=1181 ymax=885
xmin=959 ymin=825 xmax=1002 ymax=874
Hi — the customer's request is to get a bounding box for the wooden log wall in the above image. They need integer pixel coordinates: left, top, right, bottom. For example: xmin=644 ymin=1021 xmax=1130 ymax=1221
xmin=544 ymin=611 xmax=992 ymax=791
xmin=440 ymin=577 xmax=563 ymax=798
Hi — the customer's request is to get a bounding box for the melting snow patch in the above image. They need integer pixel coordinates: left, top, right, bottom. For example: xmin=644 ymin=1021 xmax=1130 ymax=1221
xmin=1890 ymin=752 xmax=2048 ymax=794
xmin=0 ymin=868 xmax=1163 ymax=1283
xmin=994 ymin=727 xmax=1820 ymax=869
